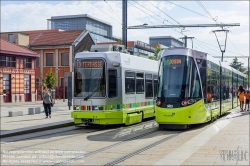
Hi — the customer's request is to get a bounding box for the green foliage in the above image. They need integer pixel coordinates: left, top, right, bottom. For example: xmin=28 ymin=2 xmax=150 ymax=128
xmin=229 ymin=57 xmax=244 ymax=72
xmin=42 ymin=68 xmax=57 ymax=89
xmin=149 ymin=44 xmax=162 ymax=61
xmin=118 ymin=38 xmax=122 ymax=45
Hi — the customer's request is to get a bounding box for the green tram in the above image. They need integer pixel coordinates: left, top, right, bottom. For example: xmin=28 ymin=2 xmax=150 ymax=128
xmin=155 ymin=47 xmax=246 ymax=129
xmin=71 ymin=45 xmax=158 ymax=126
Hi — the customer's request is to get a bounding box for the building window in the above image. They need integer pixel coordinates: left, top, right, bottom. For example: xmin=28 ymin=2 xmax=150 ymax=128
xmin=36 ymin=78 xmax=40 ymax=86
xmin=8 ymin=34 xmax=14 ymax=42
xmin=3 ymin=74 xmax=10 ymax=95
xmin=24 ymin=58 xmax=32 ymax=68
xmin=36 ymin=58 xmax=39 ymax=68
xmin=46 ymin=53 xmax=54 ymax=66
xmin=60 ymin=78 xmax=64 ymax=87
xmin=61 ymin=52 xmax=69 ymax=66
xmin=24 ymin=74 xmax=30 ymax=94
xmin=0 ymin=55 xmax=16 ymax=67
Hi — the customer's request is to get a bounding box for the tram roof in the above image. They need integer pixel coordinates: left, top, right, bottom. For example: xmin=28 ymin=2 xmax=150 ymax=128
xmin=75 ymin=51 xmax=158 ymax=72
xmin=160 ymin=47 xmax=246 ymax=77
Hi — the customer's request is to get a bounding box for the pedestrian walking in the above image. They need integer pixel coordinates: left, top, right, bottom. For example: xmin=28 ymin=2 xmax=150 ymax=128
xmin=43 ymin=87 xmax=52 ymax=119
xmin=42 ymin=87 xmax=46 ymax=113
xmin=244 ymin=90 xmax=250 ymax=111
xmin=238 ymin=85 xmax=245 ymax=112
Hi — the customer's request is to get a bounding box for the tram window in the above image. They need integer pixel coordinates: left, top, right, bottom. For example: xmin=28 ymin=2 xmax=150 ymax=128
xmin=125 ymin=71 xmax=135 ymax=94
xmin=145 ymin=74 xmax=153 ymax=98
xmin=136 ymin=73 xmax=144 ymax=93
xmin=153 ymin=75 xmax=158 ymax=98
xmin=108 ymin=69 xmax=117 ymax=98
xmin=190 ymin=62 xmax=202 ymax=98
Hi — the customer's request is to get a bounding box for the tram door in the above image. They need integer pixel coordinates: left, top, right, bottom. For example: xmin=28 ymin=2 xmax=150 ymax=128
xmin=3 ymin=74 xmax=11 ymax=102
xmin=24 ymin=74 xmax=31 ymax=101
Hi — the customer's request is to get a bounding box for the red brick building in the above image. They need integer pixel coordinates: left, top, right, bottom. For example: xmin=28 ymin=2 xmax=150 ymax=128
xmin=22 ymin=30 xmax=95 ymax=99
xmin=1 ymin=29 xmax=95 ymax=100
xmin=0 ymin=39 xmax=40 ymax=103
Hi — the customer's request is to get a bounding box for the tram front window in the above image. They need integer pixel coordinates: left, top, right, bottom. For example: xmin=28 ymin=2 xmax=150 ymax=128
xmin=74 ymin=59 xmax=106 ymax=98
xmin=158 ymin=55 xmax=202 ymax=103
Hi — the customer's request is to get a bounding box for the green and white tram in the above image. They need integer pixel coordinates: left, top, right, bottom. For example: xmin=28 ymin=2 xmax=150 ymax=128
xmin=155 ymin=47 xmax=246 ymax=129
xmin=71 ymin=45 xmax=158 ymax=126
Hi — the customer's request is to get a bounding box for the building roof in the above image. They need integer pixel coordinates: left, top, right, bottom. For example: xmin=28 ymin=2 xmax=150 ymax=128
xmin=23 ymin=30 xmax=84 ymax=46
xmin=22 ymin=29 xmax=60 ymax=43
xmin=0 ymin=38 xmax=40 ymax=57
xmin=49 ymin=14 xmax=112 ymax=26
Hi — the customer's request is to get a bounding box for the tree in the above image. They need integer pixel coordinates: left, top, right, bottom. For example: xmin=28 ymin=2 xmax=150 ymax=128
xmin=42 ymin=68 xmax=57 ymax=89
xmin=229 ymin=57 xmax=244 ymax=72
xmin=118 ymin=38 xmax=122 ymax=45
xmin=149 ymin=44 xmax=162 ymax=61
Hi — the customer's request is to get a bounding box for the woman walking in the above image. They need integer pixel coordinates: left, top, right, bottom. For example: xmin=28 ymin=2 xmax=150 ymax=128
xmin=43 ymin=87 xmax=52 ymax=118
xmin=238 ymin=85 xmax=245 ymax=112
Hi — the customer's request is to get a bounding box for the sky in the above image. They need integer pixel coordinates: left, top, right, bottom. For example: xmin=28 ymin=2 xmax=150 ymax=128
xmin=1 ymin=0 xmax=249 ymax=67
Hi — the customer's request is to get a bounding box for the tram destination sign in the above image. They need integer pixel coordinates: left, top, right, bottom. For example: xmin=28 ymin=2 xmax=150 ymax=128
xmin=164 ymin=59 xmax=182 ymax=65
xmin=77 ymin=60 xmax=103 ymax=68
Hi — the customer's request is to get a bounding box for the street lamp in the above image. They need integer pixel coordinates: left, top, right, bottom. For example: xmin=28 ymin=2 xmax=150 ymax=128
xmin=212 ymin=29 xmax=229 ymax=117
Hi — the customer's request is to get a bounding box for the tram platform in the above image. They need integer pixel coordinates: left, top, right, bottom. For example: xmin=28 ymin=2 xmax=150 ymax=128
xmin=0 ymin=100 xmax=73 ymax=138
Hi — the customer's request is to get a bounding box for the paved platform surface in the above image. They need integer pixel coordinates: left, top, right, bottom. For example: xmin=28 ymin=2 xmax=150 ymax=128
xmin=0 ymin=100 xmax=73 ymax=137
xmin=121 ymin=109 xmax=249 ymax=166
xmin=0 ymin=99 xmax=71 ymax=117
xmin=0 ymin=104 xmax=249 ymax=165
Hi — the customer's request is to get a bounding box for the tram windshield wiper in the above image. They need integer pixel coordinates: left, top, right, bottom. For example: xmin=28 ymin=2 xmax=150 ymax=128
xmin=84 ymin=87 xmax=99 ymax=101
xmin=84 ymin=70 xmax=105 ymax=101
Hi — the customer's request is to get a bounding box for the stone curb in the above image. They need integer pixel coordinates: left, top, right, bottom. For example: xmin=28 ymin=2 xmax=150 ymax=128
xmin=0 ymin=120 xmax=74 ymax=138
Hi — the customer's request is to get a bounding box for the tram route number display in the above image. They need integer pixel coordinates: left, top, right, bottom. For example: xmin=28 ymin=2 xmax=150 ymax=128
xmin=77 ymin=61 xmax=103 ymax=68
xmin=164 ymin=59 xmax=182 ymax=65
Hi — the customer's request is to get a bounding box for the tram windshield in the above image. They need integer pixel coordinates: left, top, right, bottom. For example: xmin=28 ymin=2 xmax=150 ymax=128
xmin=74 ymin=59 xmax=106 ymax=98
xmin=158 ymin=55 xmax=202 ymax=100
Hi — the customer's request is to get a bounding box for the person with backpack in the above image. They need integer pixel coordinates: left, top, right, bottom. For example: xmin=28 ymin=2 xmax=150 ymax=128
xmin=238 ymin=85 xmax=245 ymax=112
xmin=43 ymin=87 xmax=52 ymax=118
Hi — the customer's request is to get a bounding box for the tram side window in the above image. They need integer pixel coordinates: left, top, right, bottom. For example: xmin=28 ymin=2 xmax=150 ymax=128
xmin=125 ymin=71 xmax=135 ymax=94
xmin=153 ymin=75 xmax=158 ymax=98
xmin=190 ymin=62 xmax=202 ymax=98
xmin=145 ymin=74 xmax=153 ymax=98
xmin=211 ymin=70 xmax=219 ymax=101
xmin=108 ymin=69 xmax=117 ymax=98
xmin=136 ymin=73 xmax=144 ymax=93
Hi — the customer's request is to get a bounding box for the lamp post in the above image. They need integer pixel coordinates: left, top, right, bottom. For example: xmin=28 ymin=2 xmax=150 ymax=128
xmin=212 ymin=29 xmax=229 ymax=116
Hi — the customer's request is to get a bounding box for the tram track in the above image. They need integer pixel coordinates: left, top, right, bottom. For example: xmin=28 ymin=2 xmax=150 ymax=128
xmin=53 ymin=115 xmax=230 ymax=165
xmin=53 ymin=127 xmax=160 ymax=166
xmin=103 ymin=132 xmax=181 ymax=166
xmin=2 ymin=119 xmax=156 ymax=152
